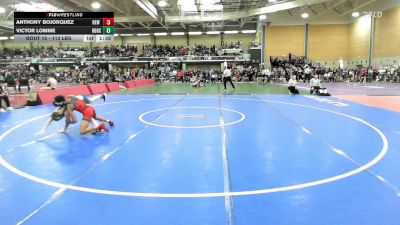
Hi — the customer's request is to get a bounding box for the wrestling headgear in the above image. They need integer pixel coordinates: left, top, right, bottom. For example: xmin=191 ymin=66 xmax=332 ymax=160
xmin=53 ymin=95 xmax=66 ymax=107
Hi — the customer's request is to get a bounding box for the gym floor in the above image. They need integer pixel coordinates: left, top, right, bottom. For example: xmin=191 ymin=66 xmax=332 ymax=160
xmin=1 ymin=84 xmax=400 ymax=225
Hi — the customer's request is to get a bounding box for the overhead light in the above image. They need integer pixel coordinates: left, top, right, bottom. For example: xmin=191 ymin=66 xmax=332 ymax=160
xmin=224 ymin=30 xmax=238 ymax=34
xmin=137 ymin=33 xmax=150 ymax=36
xmin=352 ymin=12 xmax=360 ymax=17
xmin=0 ymin=37 xmax=9 ymax=40
xmin=114 ymin=34 xmax=119 ymax=36
xmin=154 ymin=32 xmax=167 ymax=36
xmin=178 ymin=0 xmax=197 ymax=13
xmin=241 ymin=30 xmax=256 ymax=34
xmin=9 ymin=36 xmax=14 ymax=40
xmin=171 ymin=32 xmax=185 ymax=35
xmin=206 ymin=31 xmax=220 ymax=35
xmin=0 ymin=7 xmax=6 ymax=13
xmin=268 ymin=0 xmax=277 ymax=2
xmin=157 ymin=0 xmax=167 ymax=7
xmin=177 ymin=0 xmax=222 ymax=13
xmin=211 ymin=4 xmax=223 ymax=11
xmin=200 ymin=0 xmax=223 ymax=11
xmin=189 ymin=31 xmax=202 ymax=35
xmin=91 ymin=2 xmax=101 ymax=9
xmin=259 ymin=15 xmax=267 ymax=20
xmin=120 ymin=34 xmax=134 ymax=36
xmin=301 ymin=13 xmax=309 ymax=18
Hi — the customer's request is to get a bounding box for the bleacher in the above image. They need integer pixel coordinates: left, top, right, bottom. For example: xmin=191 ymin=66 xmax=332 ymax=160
xmin=0 ymin=45 xmax=251 ymax=66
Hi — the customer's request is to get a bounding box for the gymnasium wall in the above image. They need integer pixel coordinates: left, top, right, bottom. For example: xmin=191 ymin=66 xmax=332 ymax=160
xmin=265 ymin=25 xmax=305 ymax=61
xmin=189 ymin=34 xmax=221 ymax=48
xmin=263 ymin=5 xmax=400 ymax=67
xmin=348 ymin=14 xmax=371 ymax=61
xmin=155 ymin=35 xmax=187 ymax=47
xmin=123 ymin=35 xmax=152 ymax=45
xmin=308 ymin=24 xmax=349 ymax=61
xmin=223 ymin=33 xmax=255 ymax=50
xmin=374 ymin=5 xmax=400 ymax=58
xmin=2 ymin=39 xmax=30 ymax=49
xmin=265 ymin=18 xmax=371 ymax=64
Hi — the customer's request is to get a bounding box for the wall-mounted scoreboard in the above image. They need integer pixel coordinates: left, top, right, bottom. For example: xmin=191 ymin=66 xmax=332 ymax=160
xmin=14 ymin=12 xmax=114 ymax=42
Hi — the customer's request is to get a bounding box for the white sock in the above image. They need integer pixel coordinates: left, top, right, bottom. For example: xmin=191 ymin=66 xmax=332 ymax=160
xmin=88 ymin=95 xmax=102 ymax=102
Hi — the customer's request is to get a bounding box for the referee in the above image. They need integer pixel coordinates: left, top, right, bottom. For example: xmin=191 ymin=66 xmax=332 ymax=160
xmin=223 ymin=67 xmax=235 ymax=91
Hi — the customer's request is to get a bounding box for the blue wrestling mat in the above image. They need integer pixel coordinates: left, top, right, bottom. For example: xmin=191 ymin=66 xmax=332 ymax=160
xmin=1 ymin=94 xmax=400 ymax=225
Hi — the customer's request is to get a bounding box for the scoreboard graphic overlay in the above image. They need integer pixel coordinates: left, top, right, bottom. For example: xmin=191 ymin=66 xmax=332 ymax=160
xmin=14 ymin=12 xmax=114 ymax=42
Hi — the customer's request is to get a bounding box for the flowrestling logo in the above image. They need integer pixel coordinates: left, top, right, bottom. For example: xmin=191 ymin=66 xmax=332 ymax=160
xmin=364 ymin=11 xmax=383 ymax=18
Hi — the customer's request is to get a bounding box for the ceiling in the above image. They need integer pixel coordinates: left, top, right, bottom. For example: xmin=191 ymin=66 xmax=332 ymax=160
xmin=0 ymin=0 xmax=399 ymax=34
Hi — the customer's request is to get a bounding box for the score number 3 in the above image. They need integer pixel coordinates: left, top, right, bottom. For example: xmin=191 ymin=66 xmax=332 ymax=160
xmin=103 ymin=18 xmax=114 ymax=26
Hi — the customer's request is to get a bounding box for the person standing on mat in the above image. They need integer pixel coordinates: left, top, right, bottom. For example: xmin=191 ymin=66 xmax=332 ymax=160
xmin=0 ymin=85 xmax=13 ymax=111
xmin=223 ymin=66 xmax=235 ymax=91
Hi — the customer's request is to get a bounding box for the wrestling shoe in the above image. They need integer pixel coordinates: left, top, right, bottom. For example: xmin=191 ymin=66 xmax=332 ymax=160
xmin=97 ymin=123 xmax=109 ymax=132
xmin=101 ymin=93 xmax=106 ymax=102
xmin=108 ymin=120 xmax=114 ymax=126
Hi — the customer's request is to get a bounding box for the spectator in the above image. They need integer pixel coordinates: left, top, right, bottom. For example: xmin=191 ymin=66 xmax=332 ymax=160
xmin=41 ymin=75 xmax=58 ymax=90
xmin=177 ymin=70 xmax=184 ymax=82
xmin=359 ymin=67 xmax=367 ymax=84
xmin=304 ymin=66 xmax=312 ymax=82
xmin=288 ymin=75 xmax=299 ymax=94
xmin=223 ymin=67 xmax=235 ymax=91
xmin=209 ymin=69 xmax=217 ymax=83
xmin=310 ymin=75 xmax=321 ymax=94
xmin=191 ymin=75 xmax=204 ymax=88
xmin=0 ymin=85 xmax=13 ymax=111
xmin=17 ymin=74 xmax=30 ymax=93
